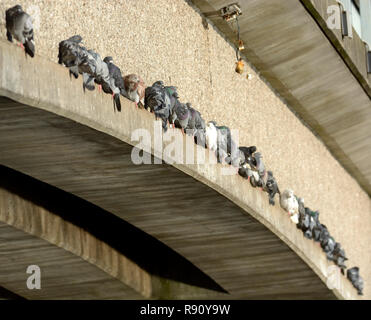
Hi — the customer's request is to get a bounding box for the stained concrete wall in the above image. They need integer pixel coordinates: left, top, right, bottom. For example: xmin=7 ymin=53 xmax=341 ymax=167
xmin=0 ymin=0 xmax=370 ymax=298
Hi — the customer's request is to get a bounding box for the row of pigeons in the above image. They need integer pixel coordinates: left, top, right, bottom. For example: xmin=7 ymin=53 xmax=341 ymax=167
xmin=5 ymin=4 xmax=364 ymax=296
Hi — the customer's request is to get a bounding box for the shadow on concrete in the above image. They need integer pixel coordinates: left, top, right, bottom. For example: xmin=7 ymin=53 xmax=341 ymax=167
xmin=0 ymin=165 xmax=228 ymax=294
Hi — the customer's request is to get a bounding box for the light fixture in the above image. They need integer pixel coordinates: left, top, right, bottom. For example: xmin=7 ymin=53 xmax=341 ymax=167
xmin=221 ymin=3 xmax=242 ymax=22
xmin=235 ymin=58 xmax=244 ymax=74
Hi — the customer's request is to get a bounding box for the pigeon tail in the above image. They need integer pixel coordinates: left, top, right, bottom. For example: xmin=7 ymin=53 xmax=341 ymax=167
xmin=69 ymin=66 xmax=79 ymax=79
xmin=7 ymin=30 xmax=13 ymax=42
xmin=114 ymin=94 xmax=121 ymax=112
xmin=24 ymin=39 xmax=35 ymax=58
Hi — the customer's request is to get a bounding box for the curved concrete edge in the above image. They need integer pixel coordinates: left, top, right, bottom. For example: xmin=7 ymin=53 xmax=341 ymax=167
xmin=0 ymin=176 xmax=226 ymax=300
xmin=0 ymin=39 xmax=361 ymax=299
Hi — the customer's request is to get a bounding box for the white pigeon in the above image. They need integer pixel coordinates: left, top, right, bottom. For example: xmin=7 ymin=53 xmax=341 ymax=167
xmin=280 ymin=189 xmax=299 ymax=224
xmin=205 ymin=121 xmax=218 ymax=152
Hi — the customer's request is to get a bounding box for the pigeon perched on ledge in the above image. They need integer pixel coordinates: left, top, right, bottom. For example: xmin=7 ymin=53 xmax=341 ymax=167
xmin=6 ymin=5 xmax=35 ymax=57
xmin=123 ymin=74 xmax=146 ymax=107
xmin=144 ymin=81 xmax=178 ymax=131
xmin=80 ymin=50 xmax=122 ymax=112
xmin=239 ymin=146 xmax=257 ymax=166
xmin=185 ymin=103 xmax=206 ymax=136
xmin=104 ymin=56 xmax=127 ymax=98
xmin=171 ymin=101 xmax=190 ymax=133
xmin=280 ymin=189 xmax=299 ymax=224
xmin=238 ymin=162 xmax=253 ymax=180
xmin=264 ymin=171 xmax=280 ymax=205
xmin=249 ymin=152 xmax=266 ymax=188
xmin=205 ymin=121 xmax=218 ymax=152
xmin=347 ymin=267 xmax=364 ymax=295
xmin=58 ymin=35 xmax=86 ymax=78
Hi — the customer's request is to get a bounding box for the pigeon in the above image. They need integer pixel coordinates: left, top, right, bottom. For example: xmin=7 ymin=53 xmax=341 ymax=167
xmin=303 ymin=207 xmax=318 ymax=239
xmin=205 ymin=121 xmax=218 ymax=152
xmin=215 ymin=126 xmax=229 ymax=163
xmin=144 ymin=81 xmax=178 ymax=131
xmin=194 ymin=128 xmax=207 ymax=147
xmin=249 ymin=152 xmax=266 ymax=188
xmin=225 ymin=140 xmax=241 ymax=168
xmin=321 ymin=234 xmax=336 ymax=260
xmin=239 ymin=146 xmax=257 ymax=166
xmin=238 ymin=162 xmax=253 ymax=180
xmin=6 ymin=5 xmax=35 ymax=57
xmin=313 ymin=222 xmax=326 ymax=242
xmin=331 ymin=242 xmax=348 ymax=272
xmin=297 ymin=198 xmax=308 ymax=231
xmin=264 ymin=171 xmax=280 ymax=205
xmin=347 ymin=267 xmax=364 ymax=295
xmin=80 ymin=50 xmax=122 ymax=112
xmin=185 ymin=103 xmax=206 ymax=136
xmin=280 ymin=189 xmax=299 ymax=224
xmin=58 ymin=35 xmax=87 ymax=79
xmin=123 ymin=74 xmax=146 ymax=107
xmin=103 ymin=56 xmax=127 ymax=97
xmin=171 ymin=101 xmax=190 ymax=132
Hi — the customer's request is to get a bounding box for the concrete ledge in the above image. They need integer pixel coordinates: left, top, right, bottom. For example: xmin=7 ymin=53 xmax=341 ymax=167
xmin=0 ymin=39 xmax=362 ymax=299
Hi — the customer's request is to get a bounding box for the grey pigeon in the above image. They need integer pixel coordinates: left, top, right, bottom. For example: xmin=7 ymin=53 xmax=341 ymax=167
xmin=171 ymin=101 xmax=190 ymax=132
xmin=80 ymin=50 xmax=121 ymax=112
xmin=331 ymin=242 xmax=347 ymax=272
xmin=104 ymin=56 xmax=127 ymax=98
xmin=58 ymin=35 xmax=86 ymax=79
xmin=297 ymin=198 xmax=308 ymax=231
xmin=185 ymin=103 xmax=206 ymax=135
xmin=264 ymin=171 xmax=280 ymax=205
xmin=250 ymin=152 xmax=266 ymax=188
xmin=6 ymin=5 xmax=35 ymax=57
xmin=215 ymin=126 xmax=229 ymax=163
xmin=347 ymin=267 xmax=364 ymax=295
xmin=144 ymin=81 xmax=178 ymax=131
xmin=302 ymin=208 xmax=319 ymax=239
xmin=321 ymin=234 xmax=336 ymax=261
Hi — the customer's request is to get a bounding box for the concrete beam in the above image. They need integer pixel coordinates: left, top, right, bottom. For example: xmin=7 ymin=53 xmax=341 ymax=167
xmin=0 ymin=39 xmax=363 ymax=299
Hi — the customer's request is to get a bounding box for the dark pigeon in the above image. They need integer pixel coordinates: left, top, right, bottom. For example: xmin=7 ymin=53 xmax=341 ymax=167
xmin=264 ymin=171 xmax=280 ymax=205
xmin=249 ymin=152 xmax=266 ymax=188
xmin=144 ymin=81 xmax=178 ymax=131
xmin=238 ymin=146 xmax=257 ymax=165
xmin=171 ymin=101 xmax=190 ymax=132
xmin=332 ymin=242 xmax=348 ymax=273
xmin=6 ymin=5 xmax=35 ymax=57
xmin=104 ymin=56 xmax=127 ymax=98
xmin=297 ymin=198 xmax=308 ymax=231
xmin=303 ymin=208 xmax=318 ymax=239
xmin=185 ymin=103 xmax=206 ymax=137
xmin=347 ymin=267 xmax=364 ymax=295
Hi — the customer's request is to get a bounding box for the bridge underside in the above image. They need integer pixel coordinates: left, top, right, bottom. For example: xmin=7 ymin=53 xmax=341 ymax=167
xmin=0 ymin=96 xmax=337 ymax=299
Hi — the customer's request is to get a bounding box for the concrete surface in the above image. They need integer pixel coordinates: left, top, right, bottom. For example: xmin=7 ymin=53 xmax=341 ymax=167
xmin=0 ymin=38 xmax=368 ymax=299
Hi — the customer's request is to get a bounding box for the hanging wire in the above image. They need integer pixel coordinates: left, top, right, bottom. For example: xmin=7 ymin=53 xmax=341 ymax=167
xmin=235 ymin=15 xmax=241 ymax=60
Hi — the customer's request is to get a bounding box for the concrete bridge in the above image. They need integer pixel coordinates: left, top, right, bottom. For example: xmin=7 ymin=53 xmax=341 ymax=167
xmin=0 ymin=39 xmax=363 ymax=300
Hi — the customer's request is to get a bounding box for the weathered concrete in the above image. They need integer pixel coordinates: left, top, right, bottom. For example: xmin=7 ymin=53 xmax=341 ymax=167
xmin=190 ymin=0 xmax=371 ymax=196
xmin=0 ymin=39 xmax=367 ymax=299
xmin=0 ymin=1 xmax=368 ymax=287
xmin=0 ymin=167 xmax=225 ymax=299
